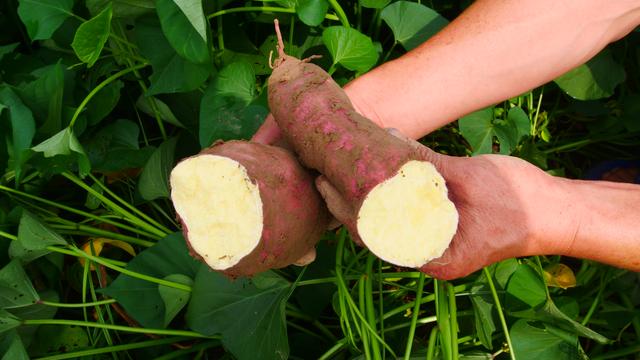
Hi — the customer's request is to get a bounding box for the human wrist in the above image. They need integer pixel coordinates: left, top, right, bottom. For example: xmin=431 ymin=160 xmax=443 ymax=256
xmin=522 ymin=175 xmax=582 ymax=258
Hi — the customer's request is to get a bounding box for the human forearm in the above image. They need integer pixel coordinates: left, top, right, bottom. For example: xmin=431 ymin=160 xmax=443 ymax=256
xmin=537 ymin=178 xmax=640 ymax=271
xmin=346 ymin=0 xmax=640 ymax=139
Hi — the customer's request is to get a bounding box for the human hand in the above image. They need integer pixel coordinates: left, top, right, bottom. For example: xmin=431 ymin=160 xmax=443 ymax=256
xmin=316 ymin=130 xmax=575 ymax=279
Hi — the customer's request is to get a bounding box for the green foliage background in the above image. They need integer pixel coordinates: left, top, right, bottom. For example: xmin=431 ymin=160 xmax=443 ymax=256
xmin=0 ymin=0 xmax=637 ymax=359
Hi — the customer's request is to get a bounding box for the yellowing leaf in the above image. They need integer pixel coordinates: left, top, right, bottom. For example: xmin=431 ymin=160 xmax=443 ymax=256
xmin=79 ymin=238 xmax=136 ymax=270
xmin=544 ymin=264 xmax=576 ymax=289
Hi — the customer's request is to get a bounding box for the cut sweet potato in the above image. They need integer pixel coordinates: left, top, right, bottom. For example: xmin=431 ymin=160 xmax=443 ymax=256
xmin=170 ymin=140 xmax=329 ymax=277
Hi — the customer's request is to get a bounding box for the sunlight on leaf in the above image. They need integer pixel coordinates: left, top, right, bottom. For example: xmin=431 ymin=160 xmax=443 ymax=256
xmin=156 ymin=0 xmax=209 ymax=64
xmin=32 ymin=127 xmax=91 ymax=177
xmin=323 ymin=26 xmax=378 ymax=73
xmin=554 ymin=49 xmax=625 ymax=100
xmin=381 ymin=1 xmax=448 ymax=50
xmin=72 ymin=4 xmax=113 ymax=67
xmin=171 ymin=0 xmax=207 ymax=42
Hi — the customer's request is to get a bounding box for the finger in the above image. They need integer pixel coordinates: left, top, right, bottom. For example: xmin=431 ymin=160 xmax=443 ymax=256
xmin=315 ymin=175 xmax=355 ymax=226
xmin=293 ymin=248 xmax=316 ymax=266
xmin=385 ymin=127 xmax=444 ymax=170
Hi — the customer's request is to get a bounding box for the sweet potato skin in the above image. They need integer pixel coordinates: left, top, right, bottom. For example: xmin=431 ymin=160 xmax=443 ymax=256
xmin=268 ymin=57 xmax=423 ymax=204
xmin=177 ymin=140 xmax=329 ymax=277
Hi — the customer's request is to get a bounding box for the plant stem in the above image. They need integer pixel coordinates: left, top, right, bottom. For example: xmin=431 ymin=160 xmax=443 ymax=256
xmin=591 ymin=344 xmax=640 ymax=360
xmin=69 ymin=63 xmax=148 ymax=128
xmin=318 ymin=338 xmax=349 ymax=360
xmin=483 ymin=267 xmax=516 ymax=360
xmin=34 ymin=337 xmax=191 ymax=360
xmin=39 ymin=299 xmax=117 ymax=308
xmin=51 ymin=224 xmax=154 ymax=247
xmin=70 ymin=247 xmax=191 ymax=291
xmin=403 ymin=273 xmax=425 ymax=360
xmin=22 ymin=319 xmax=213 ymax=338
xmin=87 ymin=173 xmax=172 ymax=234
xmin=426 ymin=327 xmax=438 ymax=360
xmin=152 ymin=340 xmax=220 ymax=360
xmin=358 ymin=276 xmax=372 ymax=360
xmin=327 ymin=0 xmax=350 ymax=27
xmin=62 ymin=172 xmax=168 ymax=238
xmin=207 ymin=6 xmax=339 ymax=21
xmin=365 ymin=255 xmax=381 ymax=359
xmin=0 ymin=185 xmax=154 ymax=237
xmin=447 ymin=282 xmax=459 ymax=360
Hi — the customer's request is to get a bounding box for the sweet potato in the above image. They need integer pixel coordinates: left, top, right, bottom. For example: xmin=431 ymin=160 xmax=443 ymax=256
xmin=170 ymin=140 xmax=329 ymax=277
xmin=268 ymin=20 xmax=458 ymax=268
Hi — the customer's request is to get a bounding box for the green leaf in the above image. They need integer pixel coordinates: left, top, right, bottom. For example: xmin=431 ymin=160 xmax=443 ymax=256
xmin=28 ymin=325 xmax=91 ymax=357
xmin=459 ymin=108 xmax=494 ymax=155
xmin=138 ymin=137 xmax=177 ymax=200
xmin=136 ymin=95 xmax=184 ymax=128
xmin=459 ymin=107 xmax=529 ymax=155
xmin=17 ymin=0 xmax=74 ymax=41
xmin=0 ymin=44 xmax=19 ymax=62
xmin=136 ymin=16 xmax=211 ymax=95
xmin=381 ymin=1 xmax=449 ymax=50
xmin=0 ymin=260 xmax=39 ymax=309
xmin=494 ymin=106 xmax=530 ymax=154
xmin=31 ymin=127 xmax=91 ymax=177
xmin=0 ymin=311 xmax=21 ymax=336
xmin=554 ymin=49 xmax=625 ymax=100
xmin=186 ymin=267 xmax=290 ymax=360
xmin=156 ymin=0 xmax=209 ymax=64
xmin=296 ymin=0 xmax=329 ymax=26
xmin=87 ymin=0 xmax=155 ymax=18
xmin=86 ymin=80 xmax=123 ymax=126
xmin=159 ymin=274 xmax=193 ymax=326
xmin=512 ymin=299 xmax=611 ymax=344
xmin=84 ymin=119 xmax=154 ymax=173
xmin=0 ymin=330 xmax=29 ymax=359
xmin=100 ymin=233 xmax=201 ymax=328
xmin=470 ymin=273 xmax=496 ymax=350
xmin=322 ymin=26 xmax=378 ymax=73
xmin=71 ymin=4 xmax=113 ymax=67
xmin=16 ymin=63 xmax=65 ymax=138
xmin=171 ymin=0 xmax=207 ymax=42
xmin=13 ymin=210 xmax=67 ymax=259
xmin=505 ymin=264 xmax=547 ymax=310
xmin=359 ymin=0 xmax=390 ymax=10
xmin=510 ymin=319 xmax=580 ymax=360
xmin=199 ymin=61 xmax=267 ymax=147
xmin=0 ymin=86 xmax=36 ymax=184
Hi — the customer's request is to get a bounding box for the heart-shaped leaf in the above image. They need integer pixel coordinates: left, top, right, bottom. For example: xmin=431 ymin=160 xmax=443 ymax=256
xmin=322 ymin=26 xmax=378 ymax=73
xmin=72 ymin=4 xmax=113 ymax=67
xmin=381 ymin=1 xmax=448 ymax=51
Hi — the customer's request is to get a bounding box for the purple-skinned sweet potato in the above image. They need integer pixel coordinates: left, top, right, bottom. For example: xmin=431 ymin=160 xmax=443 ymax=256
xmin=268 ymin=20 xmax=458 ymax=268
xmin=170 ymin=140 xmax=329 ymax=277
